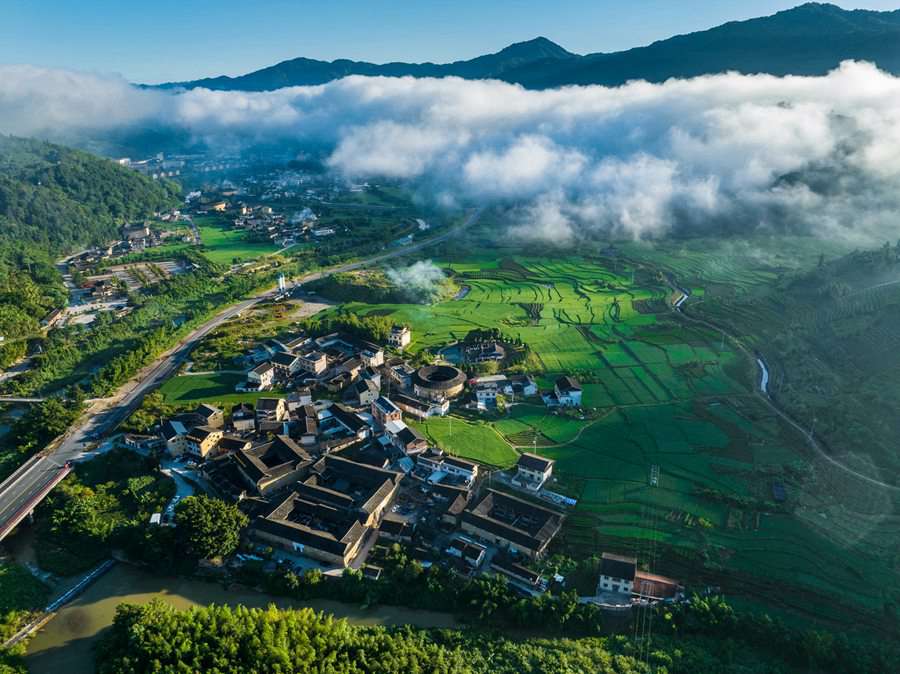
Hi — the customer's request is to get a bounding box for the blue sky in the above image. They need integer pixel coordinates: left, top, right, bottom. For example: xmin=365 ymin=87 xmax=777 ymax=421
xmin=2 ymin=1 xmax=897 ymax=82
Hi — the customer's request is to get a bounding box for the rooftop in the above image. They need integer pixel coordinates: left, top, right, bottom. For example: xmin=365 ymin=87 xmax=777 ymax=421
xmin=373 ymin=396 xmax=401 ymax=416
xmin=302 ymin=454 xmax=402 ymax=516
xmin=255 ymin=492 xmax=366 ymax=558
xmin=555 ymin=376 xmax=581 ymax=393
xmin=233 ymin=435 xmax=312 ymax=488
xmin=600 ymin=552 xmax=637 ymax=581
xmin=517 ymin=452 xmax=554 ymax=472
xmin=257 ymin=397 xmax=285 ymax=411
xmin=462 ymin=489 xmax=562 ymax=553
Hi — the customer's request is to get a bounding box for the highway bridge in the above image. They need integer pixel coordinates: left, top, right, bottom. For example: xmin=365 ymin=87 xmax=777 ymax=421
xmin=0 ymin=455 xmax=71 ymax=542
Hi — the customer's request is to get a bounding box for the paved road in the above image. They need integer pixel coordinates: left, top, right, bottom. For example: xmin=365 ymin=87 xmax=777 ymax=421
xmin=0 ymin=358 xmax=33 ymax=385
xmin=0 ymin=456 xmax=71 ymax=541
xmin=0 ymin=208 xmax=482 ymax=539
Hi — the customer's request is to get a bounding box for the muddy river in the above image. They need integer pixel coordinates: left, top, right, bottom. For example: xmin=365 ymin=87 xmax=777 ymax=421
xmin=25 ymin=563 xmax=457 ymax=674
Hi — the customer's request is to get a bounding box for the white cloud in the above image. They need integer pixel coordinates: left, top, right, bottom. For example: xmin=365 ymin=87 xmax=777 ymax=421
xmin=3 ymin=61 xmax=900 ymax=242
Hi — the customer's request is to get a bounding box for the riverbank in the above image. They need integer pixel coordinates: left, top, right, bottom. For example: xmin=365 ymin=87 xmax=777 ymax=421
xmin=25 ymin=563 xmax=458 ymax=674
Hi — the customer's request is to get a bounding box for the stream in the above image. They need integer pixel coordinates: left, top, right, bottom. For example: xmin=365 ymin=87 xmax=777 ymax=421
xmin=756 ymin=357 xmax=769 ymax=394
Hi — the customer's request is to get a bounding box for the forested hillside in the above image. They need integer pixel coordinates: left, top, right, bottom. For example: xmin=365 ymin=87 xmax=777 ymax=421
xmin=693 ymin=243 xmax=900 ymax=481
xmin=0 ymin=135 xmax=178 ymax=252
xmin=0 ymin=135 xmax=178 ymax=366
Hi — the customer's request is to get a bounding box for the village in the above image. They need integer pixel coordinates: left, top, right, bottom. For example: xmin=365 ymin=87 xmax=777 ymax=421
xmin=123 ymin=321 xmax=683 ymax=609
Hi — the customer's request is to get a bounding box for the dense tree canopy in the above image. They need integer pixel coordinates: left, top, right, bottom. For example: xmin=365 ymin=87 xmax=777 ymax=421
xmin=0 ymin=135 xmax=178 ymax=253
xmin=174 ymin=495 xmax=248 ymax=560
xmin=96 ymin=600 xmax=658 ymax=674
xmin=0 ymin=134 xmax=179 ymax=369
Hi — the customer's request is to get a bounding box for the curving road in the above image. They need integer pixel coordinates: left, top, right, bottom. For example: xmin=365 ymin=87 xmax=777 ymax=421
xmin=663 ymin=273 xmax=900 ymax=494
xmin=0 ymin=207 xmax=483 ymax=540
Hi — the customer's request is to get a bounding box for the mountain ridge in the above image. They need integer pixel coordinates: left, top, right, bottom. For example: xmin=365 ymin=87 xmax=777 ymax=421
xmin=154 ymin=3 xmax=900 ymax=91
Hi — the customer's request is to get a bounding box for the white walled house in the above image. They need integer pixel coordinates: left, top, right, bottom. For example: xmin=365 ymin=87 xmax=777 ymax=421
xmin=298 ymin=351 xmax=328 ymax=376
xmin=554 ymin=376 xmax=582 ymax=407
xmin=442 ymin=455 xmax=479 ymax=483
xmin=475 ymin=381 xmax=502 ymax=407
xmin=514 ymin=453 xmax=554 ymax=490
xmin=161 ymin=420 xmax=188 ymax=456
xmin=247 ymin=362 xmax=275 ymax=391
xmin=271 ymin=351 xmax=302 ymax=377
xmin=598 ymin=552 xmax=636 ymax=595
xmin=360 ymin=346 xmax=384 ymax=368
xmin=388 ymin=325 xmax=411 ymax=350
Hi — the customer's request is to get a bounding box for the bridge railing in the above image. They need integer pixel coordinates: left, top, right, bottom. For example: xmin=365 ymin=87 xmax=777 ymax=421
xmin=0 ymin=459 xmax=72 ymax=541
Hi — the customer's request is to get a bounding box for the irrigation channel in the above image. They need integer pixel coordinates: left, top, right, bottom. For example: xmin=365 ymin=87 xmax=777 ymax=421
xmin=24 ymin=563 xmax=458 ymax=674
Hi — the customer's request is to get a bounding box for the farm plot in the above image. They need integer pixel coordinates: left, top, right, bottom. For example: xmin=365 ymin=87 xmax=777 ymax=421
xmin=410 ymin=416 xmax=518 ymax=467
xmin=196 ymin=216 xmax=280 ymax=265
xmin=328 ymin=247 xmax=900 ymax=618
xmin=494 ymin=404 xmax=586 ymax=446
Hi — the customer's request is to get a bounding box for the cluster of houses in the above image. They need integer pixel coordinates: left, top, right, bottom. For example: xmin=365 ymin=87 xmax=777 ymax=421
xmin=212 ymin=200 xmax=329 ymax=249
xmin=594 ymin=552 xmax=684 ymax=604
xmin=117 ymin=152 xmax=185 ymax=180
xmin=65 ymin=218 xmax=191 ymax=280
xmin=134 ymin=326 xmax=596 ymax=589
xmin=232 ymin=204 xmax=306 ymax=248
xmin=125 ymin=322 xmax=686 ymax=604
xmin=149 ymin=392 xmax=568 ymax=575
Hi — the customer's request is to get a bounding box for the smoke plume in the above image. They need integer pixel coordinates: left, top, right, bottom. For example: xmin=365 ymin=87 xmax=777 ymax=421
xmin=3 ymin=61 xmax=900 ymax=243
xmin=386 ymin=260 xmax=447 ymax=303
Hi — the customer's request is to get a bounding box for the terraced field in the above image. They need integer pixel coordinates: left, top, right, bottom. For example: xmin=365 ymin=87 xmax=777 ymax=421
xmin=410 ymin=416 xmax=518 ymax=467
xmin=327 ymin=247 xmax=900 ymax=626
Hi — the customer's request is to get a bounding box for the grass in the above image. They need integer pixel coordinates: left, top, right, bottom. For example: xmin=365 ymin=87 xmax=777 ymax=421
xmin=495 ymin=404 xmax=585 ymax=446
xmin=196 ymin=215 xmax=280 ymax=265
xmin=410 ymin=416 xmax=518 ymax=468
xmin=159 ymin=371 xmax=285 ymax=407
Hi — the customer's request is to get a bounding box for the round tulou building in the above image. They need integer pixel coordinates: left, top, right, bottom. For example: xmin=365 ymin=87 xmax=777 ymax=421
xmin=413 ymin=365 xmax=466 ymax=401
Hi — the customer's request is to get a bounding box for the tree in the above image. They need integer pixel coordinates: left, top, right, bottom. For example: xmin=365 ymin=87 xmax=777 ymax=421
xmin=174 ymin=495 xmax=248 ymax=560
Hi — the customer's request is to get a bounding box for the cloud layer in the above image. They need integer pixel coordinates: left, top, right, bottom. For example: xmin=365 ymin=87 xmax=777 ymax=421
xmin=3 ymin=62 xmax=900 ymax=242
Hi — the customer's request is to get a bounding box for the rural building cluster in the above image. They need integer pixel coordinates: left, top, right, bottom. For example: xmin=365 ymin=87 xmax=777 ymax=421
xmin=131 ymin=322 xmax=679 ymax=605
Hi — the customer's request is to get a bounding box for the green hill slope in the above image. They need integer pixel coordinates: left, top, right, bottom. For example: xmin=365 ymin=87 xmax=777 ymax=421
xmin=0 ymin=135 xmax=179 ymax=366
xmin=0 ymin=135 xmax=179 ymax=252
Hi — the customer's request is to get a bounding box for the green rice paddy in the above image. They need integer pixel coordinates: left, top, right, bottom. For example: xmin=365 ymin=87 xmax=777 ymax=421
xmin=410 ymin=416 xmax=518 ymax=468
xmin=327 ymin=248 xmax=900 ymax=625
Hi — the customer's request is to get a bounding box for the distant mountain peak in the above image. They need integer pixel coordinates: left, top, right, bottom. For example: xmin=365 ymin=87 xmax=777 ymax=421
xmin=494 ymin=37 xmax=576 ymax=60
xmin=155 ymin=3 xmax=900 ymax=91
